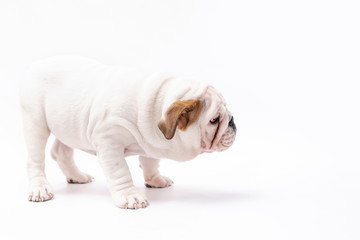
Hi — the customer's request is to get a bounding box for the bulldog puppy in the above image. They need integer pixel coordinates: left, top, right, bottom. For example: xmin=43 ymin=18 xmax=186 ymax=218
xmin=20 ymin=56 xmax=236 ymax=209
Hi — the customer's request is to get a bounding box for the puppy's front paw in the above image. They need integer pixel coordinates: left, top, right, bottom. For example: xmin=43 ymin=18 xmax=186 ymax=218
xmin=111 ymin=187 xmax=149 ymax=209
xmin=29 ymin=178 xmax=54 ymax=202
xmin=145 ymin=174 xmax=174 ymax=188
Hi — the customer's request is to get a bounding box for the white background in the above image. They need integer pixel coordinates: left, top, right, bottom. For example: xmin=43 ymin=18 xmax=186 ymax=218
xmin=0 ymin=0 xmax=359 ymax=239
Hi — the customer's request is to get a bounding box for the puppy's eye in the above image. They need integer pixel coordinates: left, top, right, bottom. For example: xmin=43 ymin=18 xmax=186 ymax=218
xmin=210 ymin=117 xmax=220 ymax=124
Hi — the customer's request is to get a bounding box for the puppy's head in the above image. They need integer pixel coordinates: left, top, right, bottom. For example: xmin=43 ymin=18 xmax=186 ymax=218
xmin=158 ymin=85 xmax=236 ymax=153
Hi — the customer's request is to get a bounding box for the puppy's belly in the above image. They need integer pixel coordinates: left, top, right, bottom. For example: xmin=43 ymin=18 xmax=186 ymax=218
xmin=124 ymin=143 xmax=146 ymax=157
xmin=53 ymin=134 xmax=145 ymax=157
xmin=45 ymin=102 xmax=94 ymax=152
xmin=46 ymin=113 xmax=94 ymax=152
xmin=52 ymin=131 xmax=94 ymax=153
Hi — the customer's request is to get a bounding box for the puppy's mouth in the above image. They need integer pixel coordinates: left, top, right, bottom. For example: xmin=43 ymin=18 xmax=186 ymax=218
xmin=219 ymin=128 xmax=236 ymax=149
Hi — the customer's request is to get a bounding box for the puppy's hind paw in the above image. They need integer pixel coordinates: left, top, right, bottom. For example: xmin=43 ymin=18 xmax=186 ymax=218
xmin=29 ymin=179 xmax=54 ymax=202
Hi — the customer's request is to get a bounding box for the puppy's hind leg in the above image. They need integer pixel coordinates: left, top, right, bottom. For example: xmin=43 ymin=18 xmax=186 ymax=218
xmin=51 ymin=139 xmax=93 ymax=184
xmin=23 ymin=114 xmax=53 ymax=202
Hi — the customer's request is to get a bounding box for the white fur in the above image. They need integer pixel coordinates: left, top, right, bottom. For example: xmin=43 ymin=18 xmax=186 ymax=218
xmin=20 ymin=56 xmax=235 ymax=209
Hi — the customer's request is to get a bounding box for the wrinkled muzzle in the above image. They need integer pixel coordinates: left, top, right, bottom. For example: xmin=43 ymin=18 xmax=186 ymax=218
xmin=219 ymin=127 xmax=236 ymax=150
xmin=217 ymin=121 xmax=236 ymax=151
xmin=207 ymin=116 xmax=236 ymax=152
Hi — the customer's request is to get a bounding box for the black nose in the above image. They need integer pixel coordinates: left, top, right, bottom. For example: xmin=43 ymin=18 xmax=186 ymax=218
xmin=229 ymin=116 xmax=237 ymax=134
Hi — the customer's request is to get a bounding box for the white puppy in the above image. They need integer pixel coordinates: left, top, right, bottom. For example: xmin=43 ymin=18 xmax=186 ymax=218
xmin=20 ymin=56 xmax=236 ymax=209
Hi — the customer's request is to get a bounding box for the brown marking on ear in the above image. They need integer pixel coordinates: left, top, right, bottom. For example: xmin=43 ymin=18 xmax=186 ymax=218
xmin=158 ymin=99 xmax=203 ymax=140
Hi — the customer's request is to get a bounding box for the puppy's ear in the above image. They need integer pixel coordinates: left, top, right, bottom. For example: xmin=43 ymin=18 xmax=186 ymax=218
xmin=158 ymin=99 xmax=203 ymax=140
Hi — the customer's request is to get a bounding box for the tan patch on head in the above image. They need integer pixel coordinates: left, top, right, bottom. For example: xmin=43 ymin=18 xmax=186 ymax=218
xmin=158 ymin=99 xmax=203 ymax=140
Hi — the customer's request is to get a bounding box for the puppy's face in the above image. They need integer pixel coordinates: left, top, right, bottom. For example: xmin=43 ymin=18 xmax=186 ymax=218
xmin=198 ymin=86 xmax=236 ymax=153
xmin=158 ymin=85 xmax=236 ymax=154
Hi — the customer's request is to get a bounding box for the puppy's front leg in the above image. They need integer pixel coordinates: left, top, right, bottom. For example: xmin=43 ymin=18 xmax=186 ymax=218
xmin=97 ymin=146 xmax=148 ymax=209
xmin=139 ymin=156 xmax=174 ymax=188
